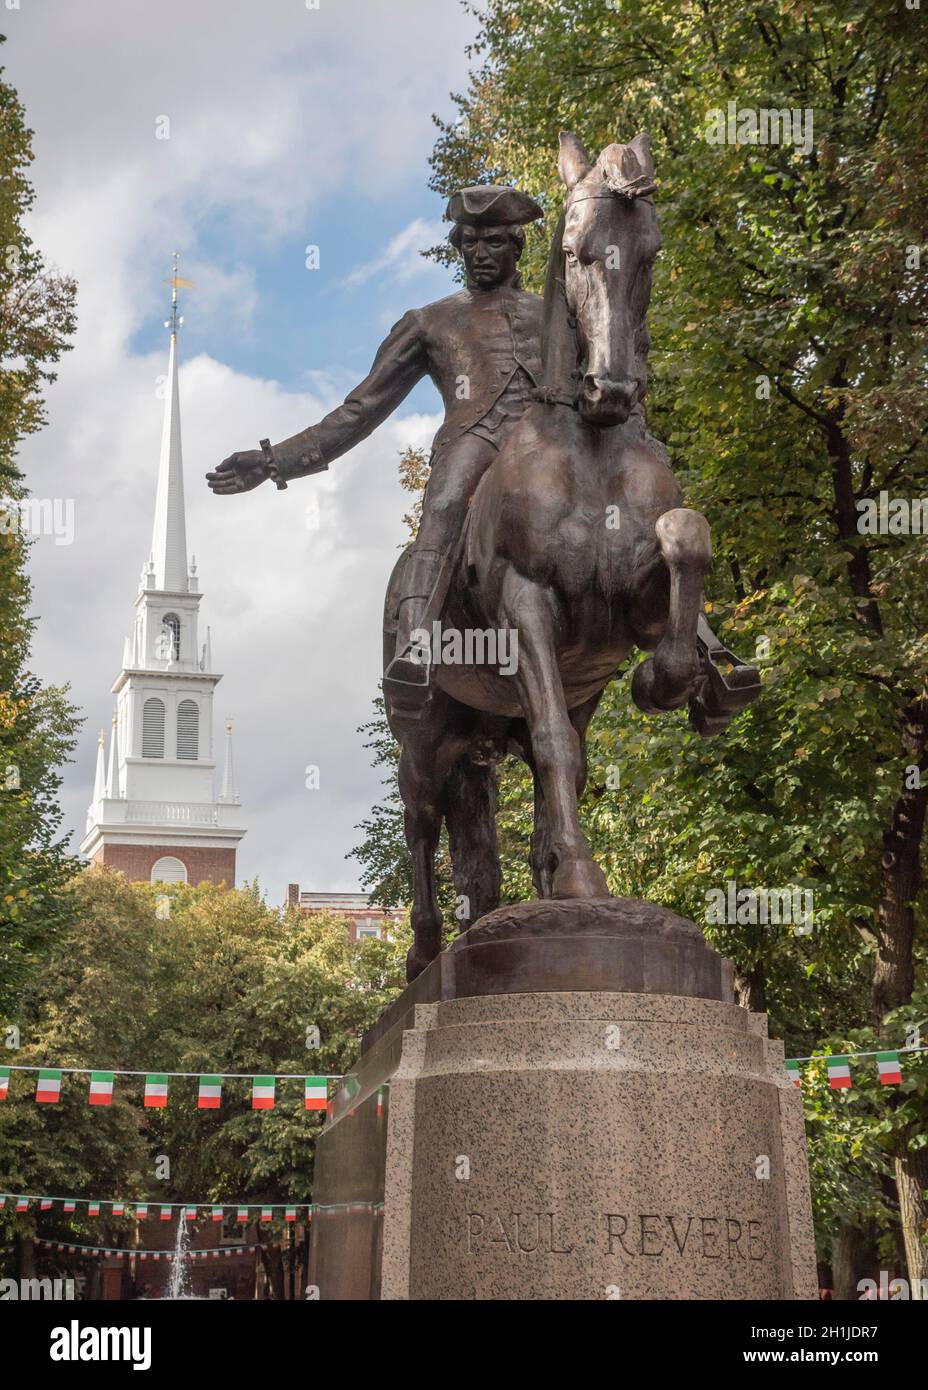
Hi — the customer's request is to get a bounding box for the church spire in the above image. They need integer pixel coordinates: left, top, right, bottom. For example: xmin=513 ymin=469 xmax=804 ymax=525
xmin=149 ymin=253 xmax=193 ymax=593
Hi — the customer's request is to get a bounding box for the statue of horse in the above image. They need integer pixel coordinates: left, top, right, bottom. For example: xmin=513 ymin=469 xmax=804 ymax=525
xmin=384 ymin=131 xmax=760 ymax=981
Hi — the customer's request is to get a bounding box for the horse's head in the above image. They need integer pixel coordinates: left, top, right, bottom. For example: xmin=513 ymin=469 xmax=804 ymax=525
xmin=557 ymin=131 xmax=661 ymax=426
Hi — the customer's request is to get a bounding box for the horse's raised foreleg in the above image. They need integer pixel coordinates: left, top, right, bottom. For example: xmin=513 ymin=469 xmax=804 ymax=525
xmin=632 ymin=508 xmax=711 ymax=714
xmin=502 ymin=576 xmax=608 ymax=900
xmin=398 ymin=741 xmax=445 ymax=981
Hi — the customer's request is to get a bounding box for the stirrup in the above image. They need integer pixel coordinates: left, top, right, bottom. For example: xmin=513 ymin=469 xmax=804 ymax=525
xmin=695 ymin=613 xmax=761 ymax=713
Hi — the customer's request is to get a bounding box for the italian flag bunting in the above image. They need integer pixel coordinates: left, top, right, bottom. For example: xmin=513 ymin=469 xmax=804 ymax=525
xmin=252 ymin=1076 xmax=276 ymax=1110
xmin=89 ymin=1072 xmax=114 ymax=1106
xmin=198 ymin=1075 xmax=222 ymax=1109
xmin=136 ymin=1205 xmax=148 ymax=1221
xmin=877 ymin=1051 xmax=902 ymax=1086
xmin=260 ymin=1206 xmax=273 ymax=1223
xmin=111 ymin=1203 xmax=125 ymax=1216
xmin=36 ymin=1069 xmax=62 ymax=1103
xmin=144 ymin=1074 xmax=168 ymax=1108
xmin=184 ymin=1206 xmax=197 ymax=1221
xmin=159 ymin=1206 xmax=172 ymax=1221
xmin=88 ymin=1202 xmax=100 ymax=1217
xmin=40 ymin=1199 xmax=52 ymax=1210
xmin=786 ymin=1060 xmax=801 ymax=1088
xmin=304 ymin=1076 xmax=327 ymax=1111
xmin=827 ymin=1056 xmax=852 ymax=1089
xmin=211 ymin=1206 xmax=224 ymax=1222
xmin=0 ymin=1196 xmax=8 ymax=1210
xmin=16 ymin=1198 xmax=28 ymax=1212
xmin=0 ymin=1067 xmax=9 ymax=1100
xmin=63 ymin=1200 xmax=76 ymax=1213
xmin=236 ymin=1207 xmax=248 ymax=1222
xmin=285 ymin=1206 xmax=297 ymax=1222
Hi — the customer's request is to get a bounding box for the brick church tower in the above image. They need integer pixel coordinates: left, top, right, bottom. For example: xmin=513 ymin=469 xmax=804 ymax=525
xmin=80 ymin=265 xmax=245 ymax=886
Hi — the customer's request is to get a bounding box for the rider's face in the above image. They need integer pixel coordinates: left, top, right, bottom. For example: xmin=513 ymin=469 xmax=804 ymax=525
xmin=460 ymin=226 xmax=520 ymax=288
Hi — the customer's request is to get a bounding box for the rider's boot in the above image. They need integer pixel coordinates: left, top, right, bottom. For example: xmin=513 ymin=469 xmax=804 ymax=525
xmin=383 ymin=548 xmax=442 ymax=718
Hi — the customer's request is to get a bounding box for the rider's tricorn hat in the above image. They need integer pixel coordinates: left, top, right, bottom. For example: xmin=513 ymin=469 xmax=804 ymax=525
xmin=447 ymin=185 xmax=543 ymax=249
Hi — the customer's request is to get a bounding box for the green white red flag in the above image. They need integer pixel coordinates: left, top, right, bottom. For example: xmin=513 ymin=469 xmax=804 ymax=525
xmin=211 ymin=1206 xmax=223 ymax=1222
xmin=304 ymin=1076 xmax=327 ymax=1111
xmin=89 ymin=1072 xmax=114 ymax=1106
xmin=16 ymin=1198 xmax=28 ymax=1212
xmin=40 ymin=1199 xmax=52 ymax=1210
xmin=252 ymin=1077 xmax=275 ymax=1110
xmin=260 ymin=1207 xmax=273 ymax=1223
xmin=36 ymin=1069 xmax=62 ymax=1103
xmin=0 ymin=1067 xmax=9 ymax=1100
xmin=237 ymin=1207 xmax=248 ymax=1222
xmin=136 ymin=1205 xmax=148 ymax=1220
xmin=877 ymin=1051 xmax=902 ymax=1085
xmin=198 ymin=1075 xmax=222 ymax=1109
xmin=111 ymin=1203 xmax=125 ymax=1216
xmin=159 ymin=1206 xmax=172 ymax=1221
xmin=786 ymin=1060 xmax=801 ymax=1087
xmin=285 ymin=1206 xmax=296 ymax=1222
xmin=144 ymin=1074 xmax=168 ymax=1108
xmin=184 ymin=1206 xmax=197 ymax=1221
xmin=88 ymin=1202 xmax=100 ymax=1217
xmin=827 ymin=1056 xmax=852 ymax=1089
xmin=63 ymin=1200 xmax=76 ymax=1213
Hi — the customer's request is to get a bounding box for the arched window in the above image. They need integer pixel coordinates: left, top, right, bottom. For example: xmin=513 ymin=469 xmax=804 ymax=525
xmin=176 ymin=699 xmax=199 ymax=760
xmin=150 ymin=855 xmax=187 ymax=885
xmin=141 ymin=697 xmax=165 ymax=758
xmin=160 ymin=613 xmax=181 ymax=662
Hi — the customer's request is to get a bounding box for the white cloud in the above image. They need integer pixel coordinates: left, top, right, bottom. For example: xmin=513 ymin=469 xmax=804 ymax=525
xmin=8 ymin=0 xmax=476 ymax=901
xmin=341 ymin=217 xmax=448 ymax=288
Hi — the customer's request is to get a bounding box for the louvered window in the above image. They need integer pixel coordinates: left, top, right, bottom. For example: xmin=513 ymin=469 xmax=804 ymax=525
xmin=151 ymin=856 xmax=187 ymax=885
xmin=176 ymin=699 xmax=199 ymax=760
xmin=141 ymin=697 xmax=165 ymax=758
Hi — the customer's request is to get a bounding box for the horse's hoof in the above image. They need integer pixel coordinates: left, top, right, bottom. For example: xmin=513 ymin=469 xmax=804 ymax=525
xmin=631 ymin=657 xmax=693 ymax=714
xmin=552 ymin=856 xmax=609 ymax=899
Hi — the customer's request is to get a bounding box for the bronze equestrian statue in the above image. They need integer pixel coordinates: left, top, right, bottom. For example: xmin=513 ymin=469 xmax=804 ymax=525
xmin=208 ymin=132 xmax=759 ymax=982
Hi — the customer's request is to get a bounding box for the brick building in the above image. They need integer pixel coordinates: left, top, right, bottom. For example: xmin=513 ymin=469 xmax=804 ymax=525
xmin=286 ymin=886 xmax=404 ymax=942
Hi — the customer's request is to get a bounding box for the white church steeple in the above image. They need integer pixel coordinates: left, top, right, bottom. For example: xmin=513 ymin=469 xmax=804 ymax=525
xmin=149 ymin=315 xmax=188 ymax=593
xmin=81 ymin=258 xmax=245 ymax=887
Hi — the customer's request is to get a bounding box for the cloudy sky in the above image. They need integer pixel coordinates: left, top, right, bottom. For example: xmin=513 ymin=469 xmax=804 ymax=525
xmin=7 ymin=1 xmax=480 ymax=903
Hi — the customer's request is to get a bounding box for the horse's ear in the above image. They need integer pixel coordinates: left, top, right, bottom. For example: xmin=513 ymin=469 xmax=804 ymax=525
xmin=558 ymin=132 xmax=591 ymax=190
xmin=626 ymin=131 xmax=655 ymax=180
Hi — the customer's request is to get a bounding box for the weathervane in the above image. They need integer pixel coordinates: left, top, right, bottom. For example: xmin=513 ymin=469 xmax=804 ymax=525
xmin=164 ymin=249 xmax=194 ymax=336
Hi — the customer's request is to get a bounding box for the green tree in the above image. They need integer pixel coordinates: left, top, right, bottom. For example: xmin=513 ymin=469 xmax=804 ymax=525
xmin=0 ymin=46 xmax=79 ymax=1012
xmin=0 ymin=869 xmax=409 ymax=1293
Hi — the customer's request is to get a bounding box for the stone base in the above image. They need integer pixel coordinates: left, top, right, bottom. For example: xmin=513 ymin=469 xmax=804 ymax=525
xmin=309 ymin=987 xmax=818 ymax=1300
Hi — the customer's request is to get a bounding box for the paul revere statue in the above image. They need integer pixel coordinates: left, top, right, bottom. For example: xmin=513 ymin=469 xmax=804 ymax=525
xmin=206 ymin=186 xmax=544 ymax=715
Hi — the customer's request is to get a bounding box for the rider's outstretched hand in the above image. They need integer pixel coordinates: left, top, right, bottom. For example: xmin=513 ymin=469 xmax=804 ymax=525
xmin=206 ymin=450 xmax=270 ymax=495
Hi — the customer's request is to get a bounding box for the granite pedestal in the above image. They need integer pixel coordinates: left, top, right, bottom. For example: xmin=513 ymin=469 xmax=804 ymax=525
xmin=308 ymin=899 xmax=817 ymax=1300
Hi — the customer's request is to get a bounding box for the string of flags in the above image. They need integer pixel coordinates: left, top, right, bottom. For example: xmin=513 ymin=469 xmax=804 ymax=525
xmin=785 ymin=1045 xmax=927 ymax=1090
xmin=1 ymin=1193 xmax=310 ymax=1222
xmin=0 ymin=1066 xmax=363 ymax=1113
xmin=34 ymin=1238 xmax=265 ymax=1261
